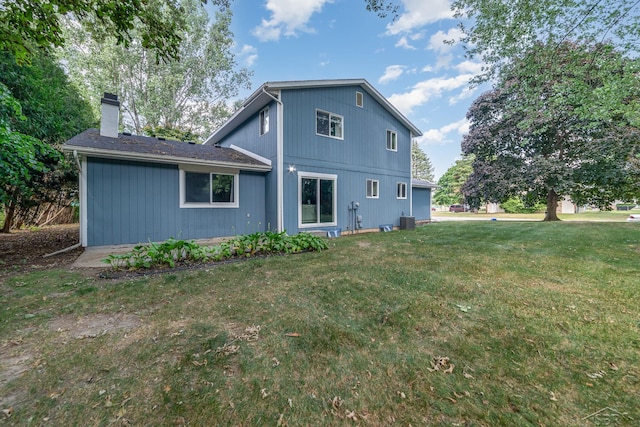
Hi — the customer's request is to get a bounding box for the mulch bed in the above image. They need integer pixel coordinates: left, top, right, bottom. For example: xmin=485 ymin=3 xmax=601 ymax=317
xmin=0 ymin=224 xmax=83 ymax=278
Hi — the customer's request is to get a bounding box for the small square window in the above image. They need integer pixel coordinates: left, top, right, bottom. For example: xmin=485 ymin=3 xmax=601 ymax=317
xmin=356 ymin=91 xmax=363 ymax=108
xmin=316 ymin=109 xmax=343 ymax=139
xmin=386 ymin=130 xmax=397 ymax=151
xmin=366 ymin=179 xmax=379 ymax=198
xmin=259 ymin=107 xmax=269 ymax=135
xmin=397 ymin=182 xmax=407 ymax=199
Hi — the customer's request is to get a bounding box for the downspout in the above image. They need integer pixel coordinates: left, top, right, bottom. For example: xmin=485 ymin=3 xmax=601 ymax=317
xmin=45 ymin=150 xmax=85 ymax=256
xmin=74 ymin=150 xmax=88 ymax=247
xmin=261 ymin=88 xmax=284 ymax=232
xmin=409 ymin=135 xmax=414 ymax=218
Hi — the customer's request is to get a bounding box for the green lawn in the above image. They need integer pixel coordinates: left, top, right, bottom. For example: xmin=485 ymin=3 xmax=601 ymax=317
xmin=435 ymin=208 xmax=639 ymax=221
xmin=1 ymin=222 xmax=639 ymax=426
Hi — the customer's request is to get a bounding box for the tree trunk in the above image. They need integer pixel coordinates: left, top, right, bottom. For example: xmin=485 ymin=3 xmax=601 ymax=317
xmin=1 ymin=199 xmax=16 ymax=233
xmin=543 ymin=189 xmax=560 ymax=221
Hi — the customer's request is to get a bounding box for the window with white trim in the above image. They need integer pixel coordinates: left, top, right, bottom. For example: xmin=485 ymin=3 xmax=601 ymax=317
xmin=366 ymin=179 xmax=379 ymax=199
xmin=386 ymin=130 xmax=397 ymax=151
xmin=356 ymin=91 xmax=363 ymax=107
xmin=397 ymin=182 xmax=407 ymax=199
xmin=180 ymin=168 xmax=239 ymax=208
xmin=299 ymin=172 xmax=337 ymax=227
xmin=316 ymin=109 xmax=343 ymax=139
xmin=259 ymin=107 xmax=269 ymax=135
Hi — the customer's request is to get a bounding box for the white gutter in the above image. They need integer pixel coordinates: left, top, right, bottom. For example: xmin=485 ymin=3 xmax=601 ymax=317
xmin=260 ymin=88 xmax=285 ymax=232
xmin=61 ymin=145 xmax=272 ymax=172
xmin=409 ymin=135 xmax=413 ymax=218
xmin=73 ymin=150 xmax=88 ymax=247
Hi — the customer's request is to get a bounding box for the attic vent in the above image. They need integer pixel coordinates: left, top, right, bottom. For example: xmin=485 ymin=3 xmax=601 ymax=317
xmin=122 ymin=132 xmax=132 ymax=136
xmin=158 ymin=137 xmax=166 ymax=141
xmin=187 ymin=141 xmax=195 ymax=145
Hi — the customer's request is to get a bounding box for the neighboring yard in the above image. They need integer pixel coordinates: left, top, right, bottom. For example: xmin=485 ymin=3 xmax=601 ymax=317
xmin=1 ymin=222 xmax=639 ymax=426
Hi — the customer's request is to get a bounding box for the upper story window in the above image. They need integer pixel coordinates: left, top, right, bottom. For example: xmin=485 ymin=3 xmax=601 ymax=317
xmin=180 ymin=168 xmax=239 ymax=208
xmin=356 ymin=91 xmax=363 ymax=108
xmin=316 ymin=109 xmax=343 ymax=139
xmin=366 ymin=179 xmax=379 ymax=199
xmin=259 ymin=107 xmax=269 ymax=135
xmin=397 ymin=182 xmax=407 ymax=199
xmin=386 ymin=130 xmax=397 ymax=151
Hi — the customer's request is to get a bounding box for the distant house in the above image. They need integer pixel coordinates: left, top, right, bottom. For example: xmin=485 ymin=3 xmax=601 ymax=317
xmin=63 ymin=80 xmax=433 ymax=247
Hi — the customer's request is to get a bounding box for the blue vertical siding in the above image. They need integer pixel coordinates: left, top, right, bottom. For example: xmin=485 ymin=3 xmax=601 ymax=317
xmin=412 ymin=187 xmax=433 ymax=221
xmin=281 ymin=86 xmax=412 ymax=233
xmin=215 ymin=84 xmax=416 ymax=236
xmin=217 ymin=100 xmax=279 ymax=231
xmin=86 ymin=158 xmax=266 ymax=246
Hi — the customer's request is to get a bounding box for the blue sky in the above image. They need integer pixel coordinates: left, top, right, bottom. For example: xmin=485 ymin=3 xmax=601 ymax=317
xmin=218 ymin=0 xmax=486 ymax=180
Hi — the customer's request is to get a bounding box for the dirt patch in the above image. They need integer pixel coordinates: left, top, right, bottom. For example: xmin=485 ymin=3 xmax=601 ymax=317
xmin=49 ymin=313 xmax=141 ymax=340
xmin=0 ymin=224 xmax=83 ymax=278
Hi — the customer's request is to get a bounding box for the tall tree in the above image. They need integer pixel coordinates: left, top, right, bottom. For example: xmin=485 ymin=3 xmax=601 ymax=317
xmin=411 ymin=141 xmax=435 ymax=181
xmin=461 ymin=42 xmax=640 ymax=221
xmin=449 ymin=0 xmax=640 ymax=83
xmin=433 ymin=155 xmax=474 ymax=207
xmin=0 ymin=83 xmax=63 ymax=232
xmin=0 ymin=0 xmax=230 ymax=64
xmin=61 ymin=0 xmax=250 ymax=140
xmin=0 ymin=52 xmax=95 ymax=231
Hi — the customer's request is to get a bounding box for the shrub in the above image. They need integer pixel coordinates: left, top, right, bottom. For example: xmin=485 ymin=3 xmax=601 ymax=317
xmin=103 ymin=232 xmax=328 ymax=270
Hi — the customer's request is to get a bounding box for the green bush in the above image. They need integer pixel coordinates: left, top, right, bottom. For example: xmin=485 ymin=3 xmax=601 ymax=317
xmin=103 ymin=232 xmax=329 ymax=270
xmin=501 ymin=197 xmax=546 ymax=213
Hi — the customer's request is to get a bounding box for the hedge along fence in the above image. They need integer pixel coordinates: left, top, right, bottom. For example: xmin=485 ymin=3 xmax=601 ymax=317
xmin=102 ymin=231 xmax=329 ymax=270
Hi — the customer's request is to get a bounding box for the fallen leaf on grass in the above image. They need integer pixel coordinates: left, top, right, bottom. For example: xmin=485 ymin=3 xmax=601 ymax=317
xmin=346 ymin=410 xmax=357 ymax=421
xmin=586 ymin=371 xmax=606 ymax=379
xmin=549 ymin=391 xmax=558 ymax=401
xmin=455 ymin=304 xmax=471 ymax=313
xmin=331 ymin=396 xmax=344 ymax=409
xmin=285 ymin=333 xmax=301 ymax=337
xmin=272 ymin=357 xmax=280 ymax=367
xmin=260 ymin=388 xmax=269 ymax=398
xmin=609 ymin=362 xmax=619 ymax=371
xmin=428 ymin=356 xmax=454 ymax=373
xmin=2 ymin=407 xmax=12 ymax=418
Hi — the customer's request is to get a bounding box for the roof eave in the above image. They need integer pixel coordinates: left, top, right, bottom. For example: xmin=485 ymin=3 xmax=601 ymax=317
xmin=62 ymin=145 xmax=272 ymax=172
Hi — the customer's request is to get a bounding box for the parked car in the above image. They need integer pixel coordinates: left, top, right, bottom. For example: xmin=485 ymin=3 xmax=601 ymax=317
xmin=449 ymin=204 xmax=466 ymax=213
xmin=627 ymin=214 xmax=640 ymax=222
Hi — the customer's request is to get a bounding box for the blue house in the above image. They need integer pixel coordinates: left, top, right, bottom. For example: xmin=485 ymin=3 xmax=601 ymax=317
xmin=63 ymin=80 xmax=435 ymax=247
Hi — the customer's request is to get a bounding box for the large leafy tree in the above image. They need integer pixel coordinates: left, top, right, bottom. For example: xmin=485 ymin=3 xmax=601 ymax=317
xmin=0 ymin=0 xmax=230 ymax=65
xmin=450 ymin=0 xmax=640 ymax=83
xmin=411 ymin=141 xmax=435 ymax=182
xmin=433 ymin=155 xmax=474 ymax=207
xmin=0 ymin=52 xmax=96 ymax=231
xmin=61 ymin=0 xmax=250 ymax=140
xmin=0 ymin=83 xmax=63 ymax=232
xmin=461 ymin=42 xmax=640 ymax=221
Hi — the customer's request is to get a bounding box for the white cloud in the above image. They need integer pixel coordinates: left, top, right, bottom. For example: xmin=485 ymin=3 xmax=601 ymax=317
xmin=418 ymin=118 xmax=470 ymax=145
xmin=239 ymin=44 xmax=258 ymax=67
xmin=395 ymin=36 xmax=416 ymax=50
xmin=428 ymin=27 xmax=464 ymax=54
xmin=455 ymin=60 xmax=484 ymax=75
xmin=378 ymin=65 xmax=406 ymax=84
xmin=388 ymin=74 xmax=473 ymax=114
xmin=448 ymin=86 xmax=477 ymax=105
xmin=386 ymin=0 xmax=454 ymax=35
xmin=252 ymin=0 xmax=332 ymax=42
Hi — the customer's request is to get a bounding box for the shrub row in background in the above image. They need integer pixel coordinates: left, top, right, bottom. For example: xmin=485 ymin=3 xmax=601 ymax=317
xmin=102 ymin=231 xmax=329 ymax=270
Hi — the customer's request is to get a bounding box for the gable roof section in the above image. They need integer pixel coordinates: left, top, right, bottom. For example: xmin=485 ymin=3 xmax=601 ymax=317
xmin=205 ymin=79 xmax=422 ymax=145
xmin=63 ymin=129 xmax=271 ymax=171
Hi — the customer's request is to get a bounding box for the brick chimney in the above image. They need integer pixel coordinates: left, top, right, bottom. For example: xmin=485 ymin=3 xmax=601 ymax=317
xmin=100 ymin=93 xmax=120 ymax=138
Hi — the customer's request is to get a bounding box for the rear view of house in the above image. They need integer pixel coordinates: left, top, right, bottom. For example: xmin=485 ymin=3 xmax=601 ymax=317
xmin=63 ymin=80 xmax=433 ymax=247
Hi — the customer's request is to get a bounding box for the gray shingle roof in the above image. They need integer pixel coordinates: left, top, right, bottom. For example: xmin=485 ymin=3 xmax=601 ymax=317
xmin=63 ymin=129 xmax=270 ymax=170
